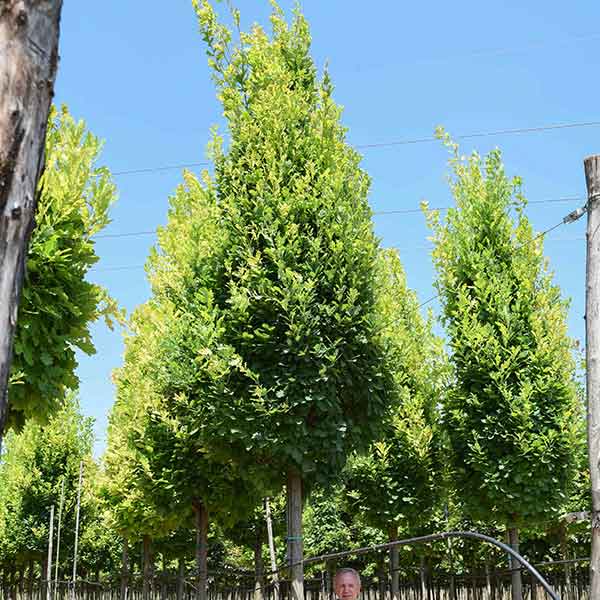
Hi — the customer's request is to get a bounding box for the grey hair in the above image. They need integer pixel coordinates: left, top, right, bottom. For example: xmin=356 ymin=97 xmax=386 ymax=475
xmin=334 ymin=568 xmax=361 ymax=585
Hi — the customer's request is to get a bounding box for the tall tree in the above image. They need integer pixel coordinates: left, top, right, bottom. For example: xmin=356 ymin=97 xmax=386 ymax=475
xmin=428 ymin=134 xmax=581 ymax=600
xmin=8 ymin=106 xmax=119 ymax=432
xmin=0 ymin=1 xmax=64 ymax=443
xmin=148 ymin=2 xmax=405 ymax=597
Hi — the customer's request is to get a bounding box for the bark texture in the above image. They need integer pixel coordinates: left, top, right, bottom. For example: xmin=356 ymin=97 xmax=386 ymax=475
xmin=0 ymin=0 xmax=63 ymax=444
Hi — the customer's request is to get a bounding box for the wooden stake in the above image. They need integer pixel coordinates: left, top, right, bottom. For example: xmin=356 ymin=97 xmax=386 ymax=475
xmin=265 ymin=498 xmax=279 ymax=600
xmin=585 ymin=154 xmax=600 ymax=600
xmin=46 ymin=505 xmax=55 ymax=600
xmin=0 ymin=0 xmax=64 ymax=447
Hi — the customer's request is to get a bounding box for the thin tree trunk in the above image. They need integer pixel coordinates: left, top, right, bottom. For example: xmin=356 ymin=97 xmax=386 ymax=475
xmin=286 ymin=471 xmax=304 ymax=600
xmin=507 ymin=527 xmax=522 ymax=600
xmin=160 ymin=557 xmax=167 ymax=600
xmin=419 ymin=557 xmax=427 ymax=600
xmin=254 ymin=529 xmax=264 ymax=600
xmin=193 ymin=499 xmax=209 ymax=600
xmin=142 ymin=536 xmax=152 ymax=600
xmin=389 ymin=527 xmax=399 ymax=600
xmin=377 ymin=561 xmax=386 ymax=600
xmin=0 ymin=0 xmax=64 ymax=447
xmin=176 ymin=558 xmax=184 ymax=600
xmin=121 ymin=539 xmax=129 ymax=600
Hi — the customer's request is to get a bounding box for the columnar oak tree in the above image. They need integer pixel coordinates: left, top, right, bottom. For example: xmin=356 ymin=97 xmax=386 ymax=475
xmin=142 ymin=3 xmax=404 ymax=598
xmin=428 ymin=134 xmax=581 ymax=600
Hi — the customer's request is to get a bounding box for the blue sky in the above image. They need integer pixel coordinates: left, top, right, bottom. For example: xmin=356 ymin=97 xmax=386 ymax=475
xmin=52 ymin=1 xmax=600 ymax=456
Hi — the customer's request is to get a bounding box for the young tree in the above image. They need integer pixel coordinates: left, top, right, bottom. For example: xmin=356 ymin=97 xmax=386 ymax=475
xmin=0 ymin=1 xmax=64 ymax=442
xmin=7 ymin=106 xmax=119 ymax=432
xmin=428 ymin=134 xmax=581 ymax=600
xmin=146 ymin=3 xmax=405 ymax=597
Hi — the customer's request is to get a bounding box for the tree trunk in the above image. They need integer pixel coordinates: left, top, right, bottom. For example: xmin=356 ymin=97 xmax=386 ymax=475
xmin=193 ymin=499 xmax=209 ymax=600
xmin=142 ymin=536 xmax=152 ymax=600
xmin=507 ymin=526 xmax=523 ymax=600
xmin=27 ymin=560 xmax=34 ymax=599
xmin=160 ymin=558 xmax=167 ymax=600
xmin=388 ymin=527 xmax=399 ymax=600
xmin=585 ymin=154 xmax=600 ymax=600
xmin=177 ymin=558 xmax=185 ymax=600
xmin=286 ymin=470 xmax=304 ymax=600
xmin=254 ymin=529 xmax=264 ymax=600
xmin=121 ymin=539 xmax=129 ymax=600
xmin=0 ymin=0 xmax=64 ymax=446
xmin=419 ymin=556 xmax=427 ymax=600
xmin=377 ymin=560 xmax=386 ymax=600
xmin=326 ymin=560 xmax=336 ymax=600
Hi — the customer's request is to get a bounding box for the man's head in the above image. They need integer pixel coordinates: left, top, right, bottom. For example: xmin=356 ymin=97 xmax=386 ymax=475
xmin=334 ymin=568 xmax=361 ymax=600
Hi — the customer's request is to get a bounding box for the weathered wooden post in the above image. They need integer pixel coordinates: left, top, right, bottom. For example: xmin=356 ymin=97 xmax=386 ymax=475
xmin=0 ymin=0 xmax=64 ymax=447
xmin=585 ymin=154 xmax=600 ymax=600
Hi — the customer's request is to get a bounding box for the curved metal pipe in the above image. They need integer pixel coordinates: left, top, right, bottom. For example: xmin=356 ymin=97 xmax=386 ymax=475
xmin=276 ymin=530 xmax=560 ymax=600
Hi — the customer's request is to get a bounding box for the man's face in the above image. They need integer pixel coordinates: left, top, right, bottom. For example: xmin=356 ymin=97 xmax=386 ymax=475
xmin=334 ymin=573 xmax=361 ymax=600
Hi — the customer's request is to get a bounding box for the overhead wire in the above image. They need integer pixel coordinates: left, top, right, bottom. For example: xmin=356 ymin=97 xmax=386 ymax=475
xmin=107 ymin=120 xmax=600 ymax=178
xmin=93 ymin=195 xmax=585 ymax=241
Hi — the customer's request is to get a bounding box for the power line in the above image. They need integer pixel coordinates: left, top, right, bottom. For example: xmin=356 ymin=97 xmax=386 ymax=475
xmin=89 ymin=221 xmax=585 ymax=274
xmin=112 ymin=162 xmax=209 ymax=177
xmin=108 ymin=120 xmax=600 ymax=177
xmin=355 ymin=120 xmax=600 ymax=150
xmin=373 ymin=195 xmax=584 ymax=216
xmin=93 ymin=196 xmax=585 ymax=241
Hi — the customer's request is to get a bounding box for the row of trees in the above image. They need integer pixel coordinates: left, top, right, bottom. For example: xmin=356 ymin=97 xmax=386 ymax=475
xmin=0 ymin=4 xmax=590 ymax=600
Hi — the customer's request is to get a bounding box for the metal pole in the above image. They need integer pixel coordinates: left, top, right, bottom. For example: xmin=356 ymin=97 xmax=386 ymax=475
xmin=71 ymin=461 xmax=84 ymax=600
xmin=47 ymin=505 xmax=55 ymax=600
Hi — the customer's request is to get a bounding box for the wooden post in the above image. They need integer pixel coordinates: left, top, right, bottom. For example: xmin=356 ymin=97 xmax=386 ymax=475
xmin=193 ymin=500 xmax=209 ymax=600
xmin=507 ymin=526 xmax=522 ymax=600
xmin=286 ymin=471 xmax=304 ymax=600
xmin=71 ymin=461 xmax=83 ymax=600
xmin=0 ymin=0 xmax=64 ymax=447
xmin=265 ymin=498 xmax=279 ymax=600
xmin=46 ymin=505 xmax=55 ymax=600
xmin=585 ymin=154 xmax=600 ymax=600
xmin=388 ymin=528 xmax=399 ymax=600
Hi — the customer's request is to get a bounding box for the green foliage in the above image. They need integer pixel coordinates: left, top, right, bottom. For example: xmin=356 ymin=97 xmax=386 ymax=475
xmin=0 ymin=394 xmax=95 ymax=570
xmin=345 ymin=251 xmax=446 ymax=536
xmin=427 ymin=132 xmax=581 ymax=527
xmin=8 ymin=105 xmax=121 ymax=431
xmin=139 ymin=0 xmax=402 ymax=493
